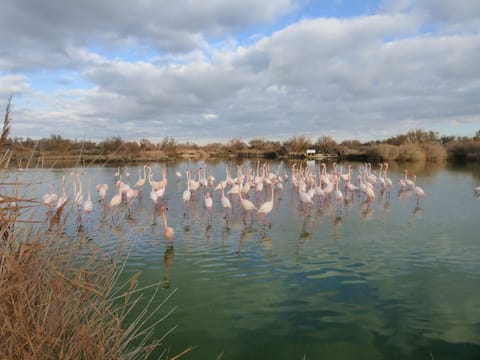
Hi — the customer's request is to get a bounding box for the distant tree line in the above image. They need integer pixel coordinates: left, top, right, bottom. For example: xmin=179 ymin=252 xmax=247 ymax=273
xmin=4 ymin=129 xmax=480 ymax=163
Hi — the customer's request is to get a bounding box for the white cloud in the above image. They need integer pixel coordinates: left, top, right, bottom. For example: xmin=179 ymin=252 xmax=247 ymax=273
xmin=202 ymin=113 xmax=218 ymax=120
xmin=2 ymin=1 xmax=480 ymax=142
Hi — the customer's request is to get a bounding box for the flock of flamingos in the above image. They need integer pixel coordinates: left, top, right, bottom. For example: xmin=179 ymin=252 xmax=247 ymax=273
xmin=39 ymin=160 xmax=470 ymax=242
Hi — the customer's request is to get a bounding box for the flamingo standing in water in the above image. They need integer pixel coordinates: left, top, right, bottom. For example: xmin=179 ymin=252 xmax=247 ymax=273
xmin=401 ymin=169 xmax=414 ymax=190
xmin=298 ymin=186 xmax=313 ymax=215
xmin=73 ymin=174 xmax=83 ymax=208
xmin=220 ymin=183 xmax=232 ymax=218
xmin=134 ymin=165 xmax=147 ymax=192
xmin=365 ymin=184 xmax=376 ymax=203
xmin=204 ymin=191 xmax=213 ymax=220
xmin=334 ymin=177 xmax=344 ymax=202
xmin=83 ymin=176 xmax=93 ymax=216
xmin=42 ymin=184 xmax=57 ymax=209
xmin=182 ymin=170 xmax=191 ymax=216
xmin=383 ymin=163 xmax=393 ymax=195
xmin=412 ymin=175 xmax=425 ymax=205
xmin=257 ymin=181 xmax=275 ymax=225
xmin=56 ymin=176 xmax=68 ymax=211
xmin=238 ymin=182 xmax=256 ymax=221
xmin=161 ymin=207 xmax=174 ymax=241
xmin=96 ymin=183 xmax=109 ymax=204
xmin=109 ymin=182 xmax=123 ymax=221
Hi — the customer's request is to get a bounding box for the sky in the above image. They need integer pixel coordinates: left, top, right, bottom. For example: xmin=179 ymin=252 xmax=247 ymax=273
xmin=1 ymin=0 xmax=480 ymax=144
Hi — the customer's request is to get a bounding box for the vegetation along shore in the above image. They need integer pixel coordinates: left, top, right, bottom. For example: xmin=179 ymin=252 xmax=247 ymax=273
xmin=4 ymin=129 xmax=480 ymax=168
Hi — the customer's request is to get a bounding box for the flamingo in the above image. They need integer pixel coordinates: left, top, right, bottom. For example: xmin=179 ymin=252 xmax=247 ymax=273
xmin=188 ymin=169 xmax=200 ymax=199
xmin=42 ymin=184 xmax=57 ymax=208
xmin=73 ymin=174 xmax=84 ymax=209
xmin=220 ymin=182 xmax=232 ymax=218
xmin=403 ymin=169 xmax=414 ymax=189
xmin=365 ymin=184 xmax=376 ymax=202
xmin=125 ymin=187 xmax=139 ymax=203
xmin=298 ymin=186 xmax=313 ymax=215
xmin=412 ymin=175 xmax=425 ymax=205
xmin=116 ymin=176 xmax=132 ymax=204
xmin=56 ymin=176 xmax=68 ymax=211
xmin=183 ymin=171 xmax=191 ymax=203
xmin=257 ymin=181 xmax=275 ymax=225
xmin=227 ymin=182 xmax=240 ymax=195
xmin=146 ymin=166 xmax=160 ymax=190
xmin=109 ymin=182 xmax=123 ymax=209
xmin=83 ymin=176 xmax=93 ymax=215
xmin=383 ymin=163 xmax=393 ymax=193
xmin=204 ymin=191 xmax=213 ymax=219
xmin=199 ymin=167 xmax=208 ymax=188
xmin=96 ymin=183 xmax=109 ymax=203
xmin=238 ymin=182 xmax=257 ymax=221
xmin=160 ymin=163 xmax=168 ymax=189
xmin=182 ymin=170 xmax=192 ymax=216
xmin=161 ymin=207 xmax=174 ymax=241
xmin=207 ymin=171 xmax=216 ymax=187
xmin=345 ymin=179 xmax=358 ymax=198
xmin=109 ymin=181 xmax=122 ymax=220
xmin=134 ymin=165 xmax=147 ymax=190
xmin=378 ymin=163 xmax=386 ymax=190
xmin=334 ymin=178 xmax=344 ymax=202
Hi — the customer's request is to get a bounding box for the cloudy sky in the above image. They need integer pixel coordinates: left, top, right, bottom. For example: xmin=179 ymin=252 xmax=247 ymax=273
xmin=1 ymin=0 xmax=480 ymax=144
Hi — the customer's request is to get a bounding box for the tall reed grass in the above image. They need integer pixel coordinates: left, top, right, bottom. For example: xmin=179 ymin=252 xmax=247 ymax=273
xmin=366 ymin=142 xmax=447 ymax=162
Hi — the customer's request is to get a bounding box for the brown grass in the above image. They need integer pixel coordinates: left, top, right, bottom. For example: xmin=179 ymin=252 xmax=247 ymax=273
xmin=367 ymin=142 xmax=447 ymax=162
xmin=0 ymin=228 xmax=176 ymax=359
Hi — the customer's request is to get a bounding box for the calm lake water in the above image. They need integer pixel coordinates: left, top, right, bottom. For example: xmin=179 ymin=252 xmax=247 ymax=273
xmin=4 ymin=160 xmax=480 ymax=359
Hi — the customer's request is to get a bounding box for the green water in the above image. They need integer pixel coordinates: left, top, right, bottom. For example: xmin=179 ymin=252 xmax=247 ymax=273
xmin=8 ymin=160 xmax=480 ymax=359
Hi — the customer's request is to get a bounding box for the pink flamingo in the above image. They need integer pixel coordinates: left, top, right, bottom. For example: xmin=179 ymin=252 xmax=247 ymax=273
xmin=96 ymin=183 xmax=109 ymax=203
xmin=298 ymin=186 xmax=313 ymax=215
xmin=220 ymin=183 xmax=232 ymax=218
xmin=182 ymin=170 xmax=191 ymax=216
xmin=109 ymin=181 xmax=123 ymax=221
xmin=134 ymin=164 xmax=147 ymax=191
xmin=412 ymin=175 xmax=425 ymax=205
xmin=238 ymin=179 xmax=257 ymax=221
xmin=334 ymin=177 xmax=344 ymax=202
xmin=257 ymin=181 xmax=275 ymax=225
xmin=56 ymin=176 xmax=68 ymax=211
xmin=83 ymin=176 xmax=93 ymax=215
xmin=204 ymin=191 xmax=213 ymax=220
xmin=161 ymin=207 xmax=174 ymax=241
xmin=42 ymin=184 xmax=57 ymax=209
